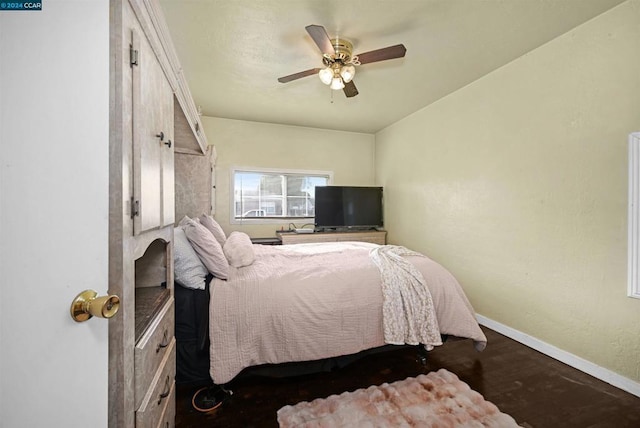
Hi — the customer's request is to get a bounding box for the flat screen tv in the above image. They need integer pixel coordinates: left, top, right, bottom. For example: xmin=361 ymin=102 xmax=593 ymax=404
xmin=314 ymin=186 xmax=383 ymax=230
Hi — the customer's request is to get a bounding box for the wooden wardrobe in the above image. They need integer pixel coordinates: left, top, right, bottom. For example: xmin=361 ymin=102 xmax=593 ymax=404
xmin=109 ymin=0 xmax=211 ymax=426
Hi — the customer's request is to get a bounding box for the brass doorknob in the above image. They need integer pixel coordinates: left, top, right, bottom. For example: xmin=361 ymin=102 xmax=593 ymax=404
xmin=70 ymin=290 xmax=120 ymax=322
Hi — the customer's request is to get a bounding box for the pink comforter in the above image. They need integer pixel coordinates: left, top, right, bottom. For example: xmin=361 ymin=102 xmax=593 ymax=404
xmin=209 ymin=242 xmax=486 ymax=384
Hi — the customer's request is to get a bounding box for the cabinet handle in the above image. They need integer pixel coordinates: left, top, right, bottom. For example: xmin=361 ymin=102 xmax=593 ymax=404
xmin=157 ymin=376 xmax=171 ymax=405
xmin=164 ymin=139 xmax=172 ymax=148
xmin=156 ymin=330 xmax=169 ymax=353
xmin=156 ymin=131 xmax=165 ymax=141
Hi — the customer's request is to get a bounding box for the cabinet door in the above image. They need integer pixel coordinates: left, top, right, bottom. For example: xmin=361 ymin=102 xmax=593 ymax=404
xmin=161 ymin=105 xmax=175 ymax=226
xmin=131 ymin=28 xmax=174 ymax=235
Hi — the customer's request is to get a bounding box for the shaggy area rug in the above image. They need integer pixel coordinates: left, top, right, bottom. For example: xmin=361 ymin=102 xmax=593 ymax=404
xmin=277 ymin=368 xmax=520 ymax=427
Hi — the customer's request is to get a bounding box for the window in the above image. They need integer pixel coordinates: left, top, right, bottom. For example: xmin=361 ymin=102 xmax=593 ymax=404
xmin=231 ymin=167 xmax=332 ymax=224
xmin=628 ymin=132 xmax=640 ymax=299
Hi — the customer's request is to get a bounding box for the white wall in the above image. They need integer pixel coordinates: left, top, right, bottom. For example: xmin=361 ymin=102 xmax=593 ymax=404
xmin=0 ymin=2 xmax=110 ymax=426
xmin=376 ymin=1 xmax=640 ymax=383
xmin=202 ymin=117 xmax=376 ymax=237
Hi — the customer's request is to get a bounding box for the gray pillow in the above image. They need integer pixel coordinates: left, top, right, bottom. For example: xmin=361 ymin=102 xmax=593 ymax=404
xmin=182 ymin=217 xmax=229 ymax=280
xmin=173 ymin=227 xmax=208 ymax=290
xmin=200 ymin=214 xmax=227 ymax=247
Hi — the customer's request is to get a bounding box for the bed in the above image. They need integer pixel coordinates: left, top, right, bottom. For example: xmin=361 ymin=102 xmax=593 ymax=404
xmin=173 ymin=214 xmax=487 ymax=386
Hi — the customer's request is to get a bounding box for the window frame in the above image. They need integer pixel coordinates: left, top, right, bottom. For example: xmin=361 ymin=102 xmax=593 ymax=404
xmin=229 ymin=166 xmax=333 ymax=225
xmin=628 ymin=132 xmax=640 ymax=299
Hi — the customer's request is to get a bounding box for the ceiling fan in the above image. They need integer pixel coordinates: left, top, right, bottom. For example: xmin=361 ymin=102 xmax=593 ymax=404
xmin=278 ymin=25 xmax=407 ymax=98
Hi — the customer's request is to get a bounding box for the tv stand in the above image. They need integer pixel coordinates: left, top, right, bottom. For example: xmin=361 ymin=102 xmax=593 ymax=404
xmin=277 ymin=230 xmax=386 ymax=245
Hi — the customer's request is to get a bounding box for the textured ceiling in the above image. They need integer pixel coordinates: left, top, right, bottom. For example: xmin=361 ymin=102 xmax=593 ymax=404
xmin=159 ymin=0 xmax=624 ymax=134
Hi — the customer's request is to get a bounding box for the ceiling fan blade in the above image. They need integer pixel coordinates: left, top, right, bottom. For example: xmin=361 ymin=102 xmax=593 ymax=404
xmin=356 ymin=44 xmax=407 ymax=65
xmin=305 ymin=25 xmax=335 ymax=55
xmin=278 ymin=68 xmax=321 ymax=83
xmin=343 ymin=80 xmax=359 ymax=98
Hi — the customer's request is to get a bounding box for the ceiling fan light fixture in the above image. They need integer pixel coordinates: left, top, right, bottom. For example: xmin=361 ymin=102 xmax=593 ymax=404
xmin=339 ymin=65 xmax=356 ymax=83
xmin=318 ymin=67 xmax=333 ymax=85
xmin=330 ymin=76 xmax=345 ymax=90
xmin=278 ymin=24 xmax=407 ymax=98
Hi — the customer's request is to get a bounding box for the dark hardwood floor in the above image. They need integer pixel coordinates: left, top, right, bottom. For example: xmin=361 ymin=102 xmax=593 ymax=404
xmin=175 ymin=327 xmax=640 ymax=427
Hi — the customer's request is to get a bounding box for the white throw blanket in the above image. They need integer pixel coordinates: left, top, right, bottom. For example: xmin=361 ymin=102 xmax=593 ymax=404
xmin=369 ymin=245 xmax=442 ymax=349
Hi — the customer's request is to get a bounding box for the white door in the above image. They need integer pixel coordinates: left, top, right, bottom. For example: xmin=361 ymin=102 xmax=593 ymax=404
xmin=0 ymin=2 xmax=110 ymax=427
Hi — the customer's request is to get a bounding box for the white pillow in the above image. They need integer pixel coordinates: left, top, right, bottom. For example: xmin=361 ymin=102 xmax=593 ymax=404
xmin=173 ymin=227 xmax=208 ymax=290
xmin=200 ymin=214 xmax=227 ymax=247
xmin=181 ymin=218 xmax=229 ymax=280
xmin=223 ymin=231 xmax=255 ymax=268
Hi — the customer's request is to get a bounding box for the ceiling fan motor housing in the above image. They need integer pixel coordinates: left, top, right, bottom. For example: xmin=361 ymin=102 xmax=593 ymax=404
xmin=323 ymin=38 xmax=353 ymax=65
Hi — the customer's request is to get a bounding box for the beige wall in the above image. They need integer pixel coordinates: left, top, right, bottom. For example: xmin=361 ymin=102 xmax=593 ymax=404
xmin=376 ymin=1 xmax=640 ymax=382
xmin=202 ymin=117 xmax=375 ymax=237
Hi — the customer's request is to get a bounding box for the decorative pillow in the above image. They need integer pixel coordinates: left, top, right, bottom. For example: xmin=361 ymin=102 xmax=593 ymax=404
xmin=200 ymin=214 xmax=227 ymax=247
xmin=178 ymin=215 xmax=192 ymax=228
xmin=223 ymin=231 xmax=255 ymax=268
xmin=173 ymin=227 xmax=208 ymax=290
xmin=181 ymin=217 xmax=229 ymax=280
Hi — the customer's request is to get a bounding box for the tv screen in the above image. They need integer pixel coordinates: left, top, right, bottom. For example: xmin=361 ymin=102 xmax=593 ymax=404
xmin=314 ymin=186 xmax=383 ymax=230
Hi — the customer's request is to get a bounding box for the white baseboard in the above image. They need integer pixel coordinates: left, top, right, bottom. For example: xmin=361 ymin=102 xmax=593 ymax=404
xmin=476 ymin=314 xmax=640 ymax=398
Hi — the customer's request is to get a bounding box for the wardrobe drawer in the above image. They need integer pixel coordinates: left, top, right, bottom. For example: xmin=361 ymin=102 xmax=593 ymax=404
xmin=135 ymin=298 xmax=175 ymax=408
xmin=156 ymin=383 xmax=176 ymax=428
xmin=136 ymin=339 xmax=176 ymax=428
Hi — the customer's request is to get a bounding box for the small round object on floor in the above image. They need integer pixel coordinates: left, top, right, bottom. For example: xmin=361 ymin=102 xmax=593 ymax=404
xmin=191 ymin=385 xmax=232 ymax=413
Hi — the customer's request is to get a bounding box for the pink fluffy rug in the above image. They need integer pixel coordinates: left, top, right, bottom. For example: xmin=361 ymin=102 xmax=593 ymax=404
xmin=277 ymin=368 xmax=520 ymax=427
